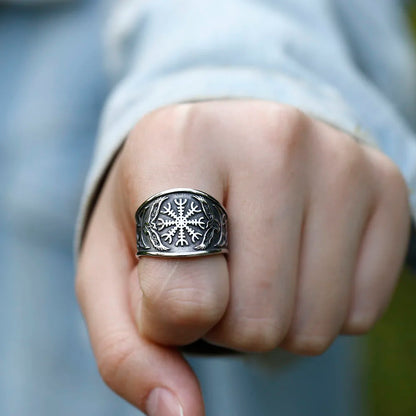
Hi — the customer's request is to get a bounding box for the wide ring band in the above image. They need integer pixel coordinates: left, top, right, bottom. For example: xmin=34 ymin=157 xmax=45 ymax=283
xmin=135 ymin=188 xmax=228 ymax=257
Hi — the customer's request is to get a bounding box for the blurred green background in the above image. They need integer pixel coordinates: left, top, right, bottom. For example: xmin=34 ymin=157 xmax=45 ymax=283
xmin=367 ymin=270 xmax=416 ymax=415
xmin=366 ymin=4 xmax=416 ymax=415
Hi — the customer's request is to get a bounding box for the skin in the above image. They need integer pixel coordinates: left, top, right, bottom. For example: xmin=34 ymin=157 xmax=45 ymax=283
xmin=76 ymin=100 xmax=410 ymax=416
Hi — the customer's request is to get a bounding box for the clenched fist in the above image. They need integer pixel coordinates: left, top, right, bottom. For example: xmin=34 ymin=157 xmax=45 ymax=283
xmin=76 ymin=100 xmax=410 ymax=416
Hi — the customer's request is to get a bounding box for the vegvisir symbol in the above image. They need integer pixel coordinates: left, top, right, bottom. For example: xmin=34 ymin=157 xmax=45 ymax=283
xmin=136 ymin=190 xmax=228 ymax=256
xmin=157 ymin=198 xmax=206 ymax=246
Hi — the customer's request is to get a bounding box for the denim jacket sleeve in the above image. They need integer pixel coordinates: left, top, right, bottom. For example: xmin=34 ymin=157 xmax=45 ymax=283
xmin=76 ymin=0 xmax=416 ymax=250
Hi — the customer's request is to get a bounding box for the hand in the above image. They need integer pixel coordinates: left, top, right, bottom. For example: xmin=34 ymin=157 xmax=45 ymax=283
xmin=76 ymin=100 xmax=410 ymax=416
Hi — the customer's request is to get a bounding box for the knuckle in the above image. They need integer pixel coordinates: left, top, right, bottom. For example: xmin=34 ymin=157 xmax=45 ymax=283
xmin=96 ymin=332 xmax=136 ymax=390
xmin=143 ymin=282 xmax=223 ymax=328
xmin=163 ymin=287 xmax=223 ymax=328
xmin=266 ymin=106 xmax=308 ymax=155
xmin=228 ymin=317 xmax=287 ymax=352
xmin=379 ymin=158 xmax=408 ymax=198
xmin=344 ymin=310 xmax=378 ymax=335
xmin=165 ymin=101 xmax=215 ymax=147
xmin=126 ymin=103 xmax=198 ymax=156
xmin=179 ymin=101 xmax=208 ymax=131
xmin=377 ymin=153 xmax=402 ymax=180
xmin=273 ymin=105 xmax=308 ymax=135
xmin=369 ymin=151 xmax=410 ymax=220
xmin=252 ymin=105 xmax=309 ymax=173
xmin=285 ymin=333 xmax=332 ymax=356
xmin=366 ymin=148 xmax=407 ymax=193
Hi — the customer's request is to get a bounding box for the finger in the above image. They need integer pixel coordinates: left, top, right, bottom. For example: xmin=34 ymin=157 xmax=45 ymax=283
xmin=138 ymin=255 xmax=228 ymax=346
xmin=343 ymin=149 xmax=410 ymax=334
xmin=121 ymin=114 xmax=229 ymax=346
xmin=282 ymin=141 xmax=372 ymax=355
xmin=76 ymin=167 xmax=204 ymax=416
xmin=204 ymin=131 xmax=305 ymax=352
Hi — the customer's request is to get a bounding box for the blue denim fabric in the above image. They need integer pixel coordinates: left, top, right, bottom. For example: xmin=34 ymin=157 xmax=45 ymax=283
xmin=1 ymin=1 xmax=415 ymax=415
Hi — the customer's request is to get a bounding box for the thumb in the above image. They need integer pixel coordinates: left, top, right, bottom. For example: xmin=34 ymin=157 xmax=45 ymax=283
xmin=76 ymin=169 xmax=204 ymax=416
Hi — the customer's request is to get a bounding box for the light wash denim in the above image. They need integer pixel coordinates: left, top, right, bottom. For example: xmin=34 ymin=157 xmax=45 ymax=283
xmin=1 ymin=1 xmax=415 ymax=415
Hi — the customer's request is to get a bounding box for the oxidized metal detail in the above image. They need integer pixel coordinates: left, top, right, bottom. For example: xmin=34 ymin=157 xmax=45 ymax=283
xmin=135 ymin=188 xmax=228 ymax=257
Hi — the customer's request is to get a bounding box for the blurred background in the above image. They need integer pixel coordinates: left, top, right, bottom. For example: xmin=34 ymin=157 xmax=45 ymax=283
xmin=366 ymin=3 xmax=416 ymax=415
xmin=0 ymin=1 xmax=415 ymax=415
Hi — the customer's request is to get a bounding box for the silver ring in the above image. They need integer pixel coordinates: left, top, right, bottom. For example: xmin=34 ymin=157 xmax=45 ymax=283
xmin=135 ymin=188 xmax=228 ymax=257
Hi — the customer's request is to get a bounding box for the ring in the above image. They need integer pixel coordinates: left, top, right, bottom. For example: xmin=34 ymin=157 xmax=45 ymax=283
xmin=135 ymin=188 xmax=228 ymax=257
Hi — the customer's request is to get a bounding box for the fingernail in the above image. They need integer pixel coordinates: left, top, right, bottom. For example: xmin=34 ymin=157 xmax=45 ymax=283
xmin=146 ymin=388 xmax=184 ymax=416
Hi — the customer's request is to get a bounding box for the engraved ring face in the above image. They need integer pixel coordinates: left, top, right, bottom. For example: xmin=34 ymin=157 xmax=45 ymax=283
xmin=135 ymin=188 xmax=228 ymax=257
